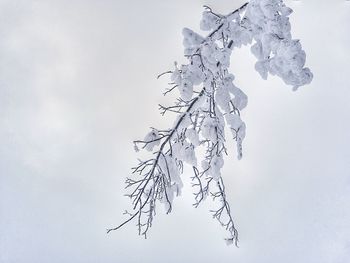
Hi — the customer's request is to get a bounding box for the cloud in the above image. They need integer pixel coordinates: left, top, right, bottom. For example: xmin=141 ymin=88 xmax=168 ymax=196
xmin=1 ymin=0 xmax=350 ymax=262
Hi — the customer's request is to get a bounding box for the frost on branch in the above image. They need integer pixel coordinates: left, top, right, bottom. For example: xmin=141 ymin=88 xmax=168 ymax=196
xmin=108 ymin=0 xmax=312 ymax=246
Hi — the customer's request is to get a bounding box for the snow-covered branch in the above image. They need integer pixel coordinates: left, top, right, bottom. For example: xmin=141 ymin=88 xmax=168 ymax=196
xmin=109 ymin=0 xmax=313 ymax=245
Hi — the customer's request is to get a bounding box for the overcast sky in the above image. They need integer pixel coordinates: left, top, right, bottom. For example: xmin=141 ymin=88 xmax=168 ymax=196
xmin=1 ymin=0 xmax=350 ymax=262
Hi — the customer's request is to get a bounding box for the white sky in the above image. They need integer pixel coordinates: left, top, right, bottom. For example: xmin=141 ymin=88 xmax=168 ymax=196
xmin=1 ymin=0 xmax=350 ymax=262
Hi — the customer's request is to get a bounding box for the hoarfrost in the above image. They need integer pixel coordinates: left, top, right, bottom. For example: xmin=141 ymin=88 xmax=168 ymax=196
xmin=114 ymin=0 xmax=313 ymax=246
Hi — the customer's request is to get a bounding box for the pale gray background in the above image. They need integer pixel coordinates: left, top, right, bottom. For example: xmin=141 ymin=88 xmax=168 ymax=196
xmin=1 ymin=0 xmax=350 ymax=262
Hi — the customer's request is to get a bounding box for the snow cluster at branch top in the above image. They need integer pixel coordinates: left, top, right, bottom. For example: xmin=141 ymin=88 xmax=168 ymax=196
xmin=198 ymin=0 xmax=313 ymax=91
xmin=246 ymin=0 xmax=313 ymax=90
